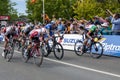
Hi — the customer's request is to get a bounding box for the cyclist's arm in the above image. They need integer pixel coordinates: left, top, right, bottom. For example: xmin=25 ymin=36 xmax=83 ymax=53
xmin=86 ymin=31 xmax=92 ymax=40
xmin=55 ymin=30 xmax=65 ymax=39
xmin=4 ymin=32 xmax=9 ymax=41
xmin=45 ymin=29 xmax=51 ymax=38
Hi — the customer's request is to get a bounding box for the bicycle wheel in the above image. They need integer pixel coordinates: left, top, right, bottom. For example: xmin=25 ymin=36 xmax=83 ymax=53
xmin=53 ymin=43 xmax=64 ymax=60
xmin=33 ymin=48 xmax=43 ymax=67
xmin=74 ymin=40 xmax=84 ymax=56
xmin=90 ymin=42 xmax=103 ymax=59
xmin=22 ymin=46 xmax=29 ymax=62
xmin=42 ymin=43 xmax=51 ymax=57
xmin=4 ymin=43 xmax=14 ymax=62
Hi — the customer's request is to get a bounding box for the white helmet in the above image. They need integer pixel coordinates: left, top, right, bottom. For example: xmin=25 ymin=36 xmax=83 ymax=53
xmin=41 ymin=28 xmax=46 ymax=33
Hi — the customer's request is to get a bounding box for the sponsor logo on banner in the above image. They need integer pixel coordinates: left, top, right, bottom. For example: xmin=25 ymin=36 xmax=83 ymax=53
xmin=102 ymin=43 xmax=120 ymax=52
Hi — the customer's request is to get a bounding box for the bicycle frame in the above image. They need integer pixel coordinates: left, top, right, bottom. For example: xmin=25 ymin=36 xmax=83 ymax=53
xmin=49 ymin=36 xmax=58 ymax=51
xmin=30 ymin=42 xmax=40 ymax=57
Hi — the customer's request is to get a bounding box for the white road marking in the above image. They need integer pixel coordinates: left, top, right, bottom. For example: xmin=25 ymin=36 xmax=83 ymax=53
xmin=0 ymin=46 xmax=120 ymax=78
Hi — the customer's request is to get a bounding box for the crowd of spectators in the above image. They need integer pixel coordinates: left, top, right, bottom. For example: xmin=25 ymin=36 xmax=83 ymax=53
xmin=44 ymin=12 xmax=120 ymax=35
xmin=42 ymin=15 xmax=113 ymax=35
xmin=0 ymin=13 xmax=120 ymax=36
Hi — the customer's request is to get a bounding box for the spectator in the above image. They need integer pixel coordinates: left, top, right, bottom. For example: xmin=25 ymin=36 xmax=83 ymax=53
xmin=111 ymin=13 xmax=120 ymax=35
xmin=93 ymin=16 xmax=101 ymax=25
xmin=57 ymin=20 xmax=65 ymax=34
xmin=65 ymin=22 xmax=71 ymax=34
xmin=101 ymin=23 xmax=111 ymax=35
xmin=52 ymin=15 xmax=56 ymax=22
xmin=70 ymin=21 xmax=78 ymax=34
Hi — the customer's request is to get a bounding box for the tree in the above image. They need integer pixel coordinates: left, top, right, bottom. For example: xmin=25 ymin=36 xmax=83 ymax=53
xmin=73 ymin=0 xmax=99 ymax=19
xmin=26 ymin=0 xmax=75 ymax=22
xmin=0 ymin=0 xmax=18 ymax=21
xmin=72 ymin=0 xmax=120 ymax=20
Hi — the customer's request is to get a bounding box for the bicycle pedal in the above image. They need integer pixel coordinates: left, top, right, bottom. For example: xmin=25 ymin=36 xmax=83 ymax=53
xmin=95 ymin=48 xmax=98 ymax=51
xmin=33 ymin=54 xmax=39 ymax=57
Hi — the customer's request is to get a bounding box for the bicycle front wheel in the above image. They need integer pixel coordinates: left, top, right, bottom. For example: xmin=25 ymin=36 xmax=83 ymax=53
xmin=53 ymin=43 xmax=64 ymax=60
xmin=90 ymin=42 xmax=103 ymax=59
xmin=33 ymin=48 xmax=43 ymax=67
xmin=22 ymin=45 xmax=30 ymax=63
xmin=4 ymin=43 xmax=14 ymax=62
xmin=74 ymin=40 xmax=84 ymax=56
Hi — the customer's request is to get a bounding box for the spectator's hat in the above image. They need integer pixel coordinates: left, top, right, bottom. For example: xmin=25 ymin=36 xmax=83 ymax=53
xmin=51 ymin=21 xmax=56 ymax=24
xmin=94 ymin=16 xmax=99 ymax=19
xmin=72 ymin=21 xmax=77 ymax=25
xmin=101 ymin=23 xmax=108 ymax=27
xmin=79 ymin=20 xmax=84 ymax=23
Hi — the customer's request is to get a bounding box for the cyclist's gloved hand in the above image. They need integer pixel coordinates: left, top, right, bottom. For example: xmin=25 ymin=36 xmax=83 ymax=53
xmin=98 ymin=35 xmax=102 ymax=39
xmin=60 ymin=35 xmax=64 ymax=40
xmin=91 ymin=38 xmax=94 ymax=42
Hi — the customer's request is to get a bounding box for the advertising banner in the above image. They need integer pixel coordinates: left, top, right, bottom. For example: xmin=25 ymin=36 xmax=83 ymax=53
xmin=0 ymin=16 xmax=10 ymax=20
xmin=59 ymin=34 xmax=120 ymax=57
xmin=102 ymin=35 xmax=120 ymax=57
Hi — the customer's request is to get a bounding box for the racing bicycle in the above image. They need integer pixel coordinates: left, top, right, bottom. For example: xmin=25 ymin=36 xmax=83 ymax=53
xmin=4 ymin=36 xmax=15 ymax=62
xmin=43 ymin=35 xmax=64 ymax=60
xmin=22 ymin=39 xmax=43 ymax=67
xmin=74 ymin=36 xmax=104 ymax=59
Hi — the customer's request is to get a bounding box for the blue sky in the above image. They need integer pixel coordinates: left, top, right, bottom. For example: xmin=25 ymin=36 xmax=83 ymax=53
xmin=11 ymin=0 xmax=27 ymax=15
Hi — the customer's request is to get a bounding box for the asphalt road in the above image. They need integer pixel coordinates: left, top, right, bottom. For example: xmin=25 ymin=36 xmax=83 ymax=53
xmin=0 ymin=43 xmax=120 ymax=80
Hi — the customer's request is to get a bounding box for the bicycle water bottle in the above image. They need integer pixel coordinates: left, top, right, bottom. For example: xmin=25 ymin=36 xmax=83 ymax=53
xmin=48 ymin=39 xmax=53 ymax=48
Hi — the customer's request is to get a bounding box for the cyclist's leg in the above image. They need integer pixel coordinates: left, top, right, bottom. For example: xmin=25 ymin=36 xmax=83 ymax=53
xmin=4 ymin=34 xmax=10 ymax=50
xmin=45 ymin=36 xmax=51 ymax=51
xmin=25 ymin=36 xmax=35 ymax=55
xmin=21 ymin=34 xmax=26 ymax=48
xmin=81 ymin=38 xmax=88 ymax=52
xmin=2 ymin=34 xmax=10 ymax=57
xmin=17 ymin=35 xmax=22 ymax=50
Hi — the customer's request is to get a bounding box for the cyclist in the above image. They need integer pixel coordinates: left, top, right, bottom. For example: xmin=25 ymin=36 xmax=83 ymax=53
xmin=24 ymin=26 xmax=50 ymax=57
xmin=81 ymin=23 xmax=101 ymax=52
xmin=78 ymin=26 xmax=88 ymax=40
xmin=21 ymin=23 xmax=32 ymax=48
xmin=45 ymin=21 xmax=57 ymax=36
xmin=2 ymin=25 xmax=17 ymax=57
xmin=45 ymin=20 xmax=65 ymax=41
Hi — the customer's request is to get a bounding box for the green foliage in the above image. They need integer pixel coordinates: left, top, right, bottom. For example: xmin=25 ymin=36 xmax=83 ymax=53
xmin=0 ymin=0 xmax=18 ymax=21
xmin=26 ymin=0 xmax=75 ymax=22
xmin=73 ymin=0 xmax=120 ymax=20
xmin=26 ymin=0 xmax=120 ymax=22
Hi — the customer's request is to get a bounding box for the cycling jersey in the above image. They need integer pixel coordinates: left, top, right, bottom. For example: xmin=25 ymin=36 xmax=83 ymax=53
xmin=24 ymin=25 xmax=31 ymax=36
xmin=89 ymin=25 xmax=97 ymax=32
xmin=87 ymin=25 xmax=101 ymax=38
xmin=29 ymin=28 xmax=47 ymax=38
xmin=45 ymin=23 xmax=56 ymax=36
xmin=4 ymin=26 xmax=17 ymax=39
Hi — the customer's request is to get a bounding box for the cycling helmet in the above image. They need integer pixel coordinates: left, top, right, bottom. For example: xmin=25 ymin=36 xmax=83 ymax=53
xmin=41 ymin=28 xmax=46 ymax=33
xmin=51 ymin=21 xmax=55 ymax=24
xmin=79 ymin=26 xmax=84 ymax=30
xmin=11 ymin=26 xmax=16 ymax=31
